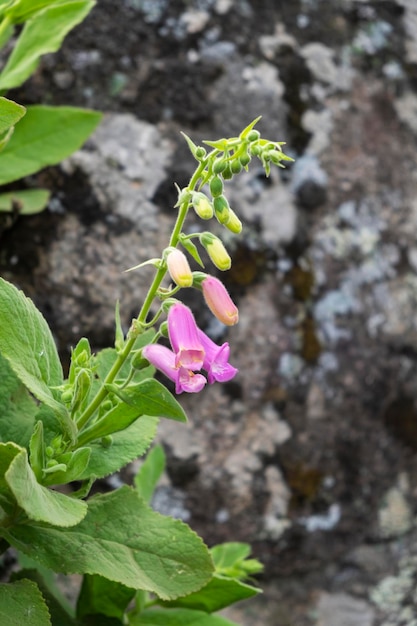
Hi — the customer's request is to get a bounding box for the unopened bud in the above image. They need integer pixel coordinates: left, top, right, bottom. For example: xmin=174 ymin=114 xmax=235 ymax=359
xmin=222 ymin=163 xmax=233 ymax=180
xmin=209 ymin=175 xmax=223 ymax=198
xmin=200 ymin=233 xmax=231 ymax=271
xmin=231 ymin=159 xmax=242 ymax=174
xmin=213 ymin=158 xmax=226 ymax=174
xmin=225 ymin=208 xmax=242 ymax=234
xmin=213 ymin=195 xmax=230 ymax=225
xmin=192 ymin=192 xmax=213 ymax=219
xmin=166 ymin=248 xmax=193 ymax=288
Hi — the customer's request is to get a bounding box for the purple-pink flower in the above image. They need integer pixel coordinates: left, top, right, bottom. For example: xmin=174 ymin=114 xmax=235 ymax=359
xmin=197 ymin=329 xmax=238 ymax=384
xmin=168 ymin=302 xmax=205 ymax=371
xmin=142 ymin=344 xmax=206 ymax=394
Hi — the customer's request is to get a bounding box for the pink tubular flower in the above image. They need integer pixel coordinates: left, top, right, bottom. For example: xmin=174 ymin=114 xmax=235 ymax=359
xmin=201 ymin=276 xmax=239 ymax=326
xmin=142 ymin=344 xmax=206 ymax=394
xmin=197 ymin=329 xmax=238 ymax=384
xmin=168 ymin=302 xmax=205 ymax=370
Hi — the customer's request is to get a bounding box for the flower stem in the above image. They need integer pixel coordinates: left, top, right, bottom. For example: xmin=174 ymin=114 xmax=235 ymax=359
xmin=75 ymin=158 xmax=208 ymax=435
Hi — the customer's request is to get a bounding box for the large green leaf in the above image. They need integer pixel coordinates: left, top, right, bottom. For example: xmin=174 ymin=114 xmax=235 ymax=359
xmin=0 ymin=105 xmax=102 ymax=185
xmin=77 ymin=575 xmax=135 ymax=621
xmin=0 ymin=579 xmax=51 ymax=626
xmin=2 ymin=487 xmax=214 ymax=600
xmin=5 ymin=446 xmax=87 ymax=526
xmin=0 ymin=352 xmax=38 ymax=448
xmin=78 ymin=415 xmax=159 ymax=479
xmin=0 ymin=96 xmax=25 ymax=134
xmin=0 ymin=0 xmax=96 ymax=90
xmin=0 ymin=188 xmax=50 ymax=214
xmin=160 ymin=574 xmax=261 ymax=613
xmin=131 ymin=608 xmax=238 ymax=626
xmin=0 ymin=278 xmax=69 ymax=427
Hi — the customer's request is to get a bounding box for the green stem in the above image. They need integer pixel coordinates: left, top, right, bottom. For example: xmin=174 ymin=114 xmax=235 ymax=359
xmin=75 ymin=158 xmax=208 ymax=435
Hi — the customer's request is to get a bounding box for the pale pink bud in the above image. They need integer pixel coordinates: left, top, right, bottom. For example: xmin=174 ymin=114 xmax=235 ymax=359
xmin=201 ymin=276 xmax=239 ymax=326
xmin=167 ymin=249 xmax=193 ymax=288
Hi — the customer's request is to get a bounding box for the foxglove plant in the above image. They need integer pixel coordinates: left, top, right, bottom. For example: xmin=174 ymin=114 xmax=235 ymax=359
xmin=0 ymin=118 xmax=292 ymax=625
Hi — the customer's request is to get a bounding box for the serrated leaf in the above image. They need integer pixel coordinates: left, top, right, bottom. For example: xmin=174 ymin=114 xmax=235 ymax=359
xmin=3 ymin=487 xmax=214 ymax=600
xmin=5 ymin=447 xmax=87 ymax=526
xmin=0 ymin=278 xmax=73 ymax=436
xmin=0 ymin=0 xmax=96 ymax=90
xmin=0 ymin=105 xmax=102 ymax=185
xmin=0 ymin=96 xmax=26 ymax=134
xmin=134 ymin=444 xmax=166 ymax=504
xmin=107 ymin=378 xmax=187 ymax=423
xmin=0 ymin=579 xmax=52 ymax=626
xmin=0 ymin=189 xmax=50 ymax=215
xmin=0 ymin=352 xmax=38 ymax=449
xmin=77 ymin=575 xmax=135 ymax=620
xmin=78 ymin=415 xmax=159 ymax=480
xmin=160 ymin=574 xmax=261 ymax=612
xmin=130 ymin=608 xmax=238 ymax=626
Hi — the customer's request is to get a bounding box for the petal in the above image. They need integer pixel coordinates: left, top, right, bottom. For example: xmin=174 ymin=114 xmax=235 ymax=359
xmin=168 ymin=302 xmax=205 ymax=370
xmin=176 ymin=368 xmax=207 ymax=394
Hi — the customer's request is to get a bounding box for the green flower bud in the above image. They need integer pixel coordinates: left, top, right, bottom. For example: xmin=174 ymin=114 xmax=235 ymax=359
xmin=247 ymin=129 xmax=260 ymax=142
xmin=101 ymin=435 xmax=113 ymax=448
xmin=213 ymin=195 xmax=230 ymax=225
xmin=240 ymin=152 xmax=251 ymax=167
xmin=231 ymin=159 xmax=242 ymax=174
xmin=213 ymin=158 xmax=226 ymax=174
xmin=192 ymin=192 xmax=213 ymax=219
xmin=250 ymin=144 xmax=261 ymax=157
xmin=209 ymin=175 xmax=224 ymax=198
xmin=61 ymin=389 xmax=73 ymax=405
xmin=195 ymin=146 xmax=207 ymax=160
xmin=200 ymin=233 xmax=231 ymax=271
xmin=222 ymin=163 xmax=233 ymax=180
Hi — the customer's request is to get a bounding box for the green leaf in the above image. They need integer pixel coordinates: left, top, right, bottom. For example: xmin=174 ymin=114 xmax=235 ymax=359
xmin=160 ymin=574 xmax=261 ymax=613
xmin=42 ymin=446 xmax=91 ymax=486
xmin=0 ymin=0 xmax=96 ymax=90
xmin=76 ymin=402 xmax=144 ymax=446
xmin=107 ymin=378 xmax=187 ymax=423
xmin=78 ymin=415 xmax=159 ymax=480
xmin=178 ymin=235 xmax=204 ymax=267
xmin=3 ymin=487 xmax=214 ymax=600
xmin=5 ymin=446 xmax=87 ymax=526
xmin=210 ymin=543 xmax=263 ymax=579
xmin=0 ymin=278 xmax=73 ymax=435
xmin=0 ymin=96 xmax=26 ymax=134
xmin=238 ymin=116 xmax=262 ymax=139
xmin=0 ymin=105 xmax=102 ymax=186
xmin=5 ymin=0 xmax=78 ymax=23
xmin=134 ymin=444 xmax=166 ymax=504
xmin=77 ymin=575 xmax=135 ymax=621
xmin=130 ymin=608 xmax=238 ymax=626
xmin=0 ymin=579 xmax=51 ymax=626
xmin=0 ymin=352 xmax=38 ymax=448
xmin=0 ymin=442 xmax=22 ymax=511
xmin=12 ymin=565 xmax=76 ymax=626
xmin=0 ymin=188 xmax=50 ymax=214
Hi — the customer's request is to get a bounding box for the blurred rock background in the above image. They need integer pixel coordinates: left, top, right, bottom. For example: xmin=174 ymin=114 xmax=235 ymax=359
xmin=2 ymin=0 xmax=417 ymax=623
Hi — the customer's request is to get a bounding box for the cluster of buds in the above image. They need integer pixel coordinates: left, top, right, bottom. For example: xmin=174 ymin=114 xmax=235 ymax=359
xmin=143 ymin=301 xmax=238 ymax=394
